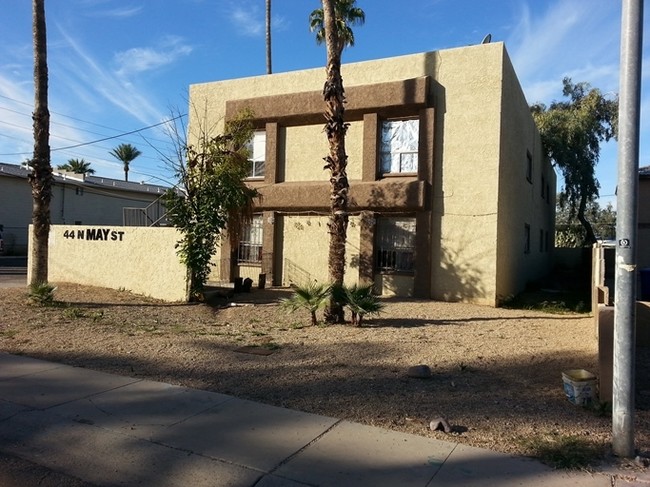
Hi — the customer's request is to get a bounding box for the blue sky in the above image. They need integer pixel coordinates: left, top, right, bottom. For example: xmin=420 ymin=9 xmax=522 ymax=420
xmin=0 ymin=0 xmax=647 ymax=207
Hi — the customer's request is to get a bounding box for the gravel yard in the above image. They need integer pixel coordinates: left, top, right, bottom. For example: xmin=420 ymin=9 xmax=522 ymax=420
xmin=1 ymin=283 xmax=649 ymax=469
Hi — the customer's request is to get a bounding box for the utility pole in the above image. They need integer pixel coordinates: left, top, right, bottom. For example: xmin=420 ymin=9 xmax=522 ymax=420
xmin=613 ymin=0 xmax=644 ymax=458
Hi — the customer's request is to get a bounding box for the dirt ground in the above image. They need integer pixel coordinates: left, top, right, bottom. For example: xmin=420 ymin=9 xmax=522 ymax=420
xmin=1 ymin=283 xmax=649 ymax=468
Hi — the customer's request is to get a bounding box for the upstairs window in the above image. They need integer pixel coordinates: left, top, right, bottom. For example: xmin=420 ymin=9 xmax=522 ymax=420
xmin=237 ymin=215 xmax=263 ymax=264
xmin=524 ymin=223 xmax=531 ymax=254
xmin=246 ymin=131 xmax=266 ymax=178
xmin=380 ymin=119 xmax=419 ymax=174
xmin=376 ymin=217 xmax=416 ymax=273
xmin=526 ymin=150 xmax=533 ymax=183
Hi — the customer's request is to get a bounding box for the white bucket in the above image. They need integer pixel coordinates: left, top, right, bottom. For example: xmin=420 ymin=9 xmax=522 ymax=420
xmin=562 ymin=369 xmax=597 ymax=406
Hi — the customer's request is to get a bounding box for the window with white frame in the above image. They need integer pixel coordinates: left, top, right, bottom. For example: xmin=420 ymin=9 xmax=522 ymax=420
xmin=237 ymin=215 xmax=263 ymax=264
xmin=380 ymin=119 xmax=419 ymax=174
xmin=246 ymin=130 xmax=266 ymax=178
xmin=375 ymin=217 xmax=416 ymax=272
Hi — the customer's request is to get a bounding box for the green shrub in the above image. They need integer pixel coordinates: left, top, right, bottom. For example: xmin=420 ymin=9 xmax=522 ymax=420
xmin=28 ymin=282 xmax=57 ymax=307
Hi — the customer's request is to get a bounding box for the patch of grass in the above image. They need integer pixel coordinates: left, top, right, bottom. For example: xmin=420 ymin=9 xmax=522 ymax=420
xmin=519 ymin=434 xmax=604 ymax=469
xmin=585 ymin=400 xmax=611 ymax=417
xmin=502 ymin=290 xmax=590 ymax=314
xmin=0 ymin=329 xmax=19 ymax=339
xmin=63 ymin=307 xmax=86 ymax=319
xmin=261 ymin=341 xmax=281 ymax=350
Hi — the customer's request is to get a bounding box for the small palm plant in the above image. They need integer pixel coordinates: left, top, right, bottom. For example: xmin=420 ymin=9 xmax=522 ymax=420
xmin=345 ymin=284 xmax=384 ymax=326
xmin=28 ymin=282 xmax=57 ymax=306
xmin=280 ymin=282 xmax=331 ymax=326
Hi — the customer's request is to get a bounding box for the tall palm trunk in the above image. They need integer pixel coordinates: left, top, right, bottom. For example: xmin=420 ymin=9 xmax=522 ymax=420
xmin=322 ymin=0 xmax=349 ymax=323
xmin=29 ymin=0 xmax=53 ymax=285
xmin=265 ymin=0 xmax=272 ymax=74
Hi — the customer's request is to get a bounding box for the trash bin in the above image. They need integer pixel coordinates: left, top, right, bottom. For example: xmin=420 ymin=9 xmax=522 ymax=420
xmin=234 ymin=277 xmax=243 ymax=293
xmin=258 ymin=273 xmax=266 ymax=289
xmin=641 ymin=268 xmax=650 ymax=301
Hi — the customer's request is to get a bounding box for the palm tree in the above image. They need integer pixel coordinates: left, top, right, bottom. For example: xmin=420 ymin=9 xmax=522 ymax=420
xmin=280 ymin=282 xmax=331 ymax=326
xmin=109 ymin=143 xmax=141 ymax=182
xmin=29 ymin=0 xmax=53 ymax=286
xmin=57 ymin=158 xmax=95 ymax=175
xmin=310 ymin=0 xmax=364 ymax=323
xmin=265 ymin=0 xmax=272 ymax=74
xmin=309 ymin=0 xmax=365 ymax=52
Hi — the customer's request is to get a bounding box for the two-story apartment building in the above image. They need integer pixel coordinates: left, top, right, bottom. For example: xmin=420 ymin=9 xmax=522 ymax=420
xmin=189 ymin=42 xmax=556 ymax=306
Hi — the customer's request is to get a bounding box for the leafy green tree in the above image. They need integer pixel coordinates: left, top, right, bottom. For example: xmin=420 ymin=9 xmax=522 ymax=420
xmin=29 ymin=0 xmax=53 ymax=286
xmin=532 ymin=78 xmax=618 ymax=245
xmin=163 ymin=111 xmax=259 ymax=299
xmin=109 ymin=143 xmax=142 ymax=182
xmin=57 ymin=158 xmax=95 ymax=175
xmin=556 ymin=195 xmax=616 ymax=248
xmin=310 ymin=0 xmax=365 ymax=323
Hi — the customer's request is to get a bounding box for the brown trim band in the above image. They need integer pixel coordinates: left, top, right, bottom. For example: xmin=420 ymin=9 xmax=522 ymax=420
xmin=226 ymin=77 xmax=431 ymax=126
xmin=249 ymin=178 xmax=428 ymax=212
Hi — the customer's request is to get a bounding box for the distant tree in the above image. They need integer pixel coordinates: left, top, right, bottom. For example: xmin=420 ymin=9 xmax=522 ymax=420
xmin=163 ymin=110 xmax=259 ymax=299
xmin=110 ymin=143 xmax=141 ymax=182
xmin=29 ymin=0 xmax=53 ymax=286
xmin=310 ymin=0 xmax=365 ymax=323
xmin=556 ymin=195 xmax=616 ymax=248
xmin=265 ymin=0 xmax=272 ymax=74
xmin=532 ymin=78 xmax=618 ymax=245
xmin=57 ymin=158 xmax=95 ymax=175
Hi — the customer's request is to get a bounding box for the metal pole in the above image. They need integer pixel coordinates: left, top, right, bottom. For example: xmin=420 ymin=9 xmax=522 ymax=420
xmin=613 ymin=0 xmax=643 ymax=458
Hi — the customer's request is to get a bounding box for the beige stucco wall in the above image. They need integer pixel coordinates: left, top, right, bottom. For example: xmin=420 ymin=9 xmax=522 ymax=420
xmin=494 ymin=50 xmax=556 ymax=303
xmin=427 ymin=45 xmax=505 ymax=305
xmin=282 ymin=122 xmax=363 ymax=182
xmin=39 ymin=225 xmax=188 ymax=302
xmin=279 ymin=215 xmax=361 ymax=287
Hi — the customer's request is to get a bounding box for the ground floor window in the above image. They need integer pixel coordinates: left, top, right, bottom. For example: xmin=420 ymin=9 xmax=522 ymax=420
xmin=375 ymin=216 xmax=416 ymax=272
xmin=237 ymin=215 xmax=263 ymax=264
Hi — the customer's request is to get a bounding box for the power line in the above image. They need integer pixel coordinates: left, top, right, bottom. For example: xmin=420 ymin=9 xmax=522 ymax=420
xmin=0 ymin=113 xmax=186 ymax=156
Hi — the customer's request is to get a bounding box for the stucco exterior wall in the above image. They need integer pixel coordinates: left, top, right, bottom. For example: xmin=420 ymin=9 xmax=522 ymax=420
xmin=39 ymin=225 xmax=188 ymax=302
xmin=495 ymin=49 xmax=556 ymax=302
xmin=279 ymin=215 xmax=361 ymax=287
xmin=282 ymin=122 xmax=363 ymax=182
xmin=426 ymin=45 xmax=505 ymax=305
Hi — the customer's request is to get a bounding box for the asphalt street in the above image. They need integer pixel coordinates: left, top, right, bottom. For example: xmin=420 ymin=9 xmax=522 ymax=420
xmin=0 ymin=257 xmax=27 ymax=288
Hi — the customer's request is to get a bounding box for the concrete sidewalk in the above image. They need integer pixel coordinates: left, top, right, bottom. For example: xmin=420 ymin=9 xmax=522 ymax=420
xmin=0 ymin=352 xmax=636 ymax=486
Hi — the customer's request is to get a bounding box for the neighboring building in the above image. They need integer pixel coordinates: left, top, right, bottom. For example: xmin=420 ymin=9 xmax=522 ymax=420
xmin=639 ymin=165 xmax=650 ymax=272
xmin=189 ymin=42 xmax=556 ymax=306
xmin=0 ymin=163 xmax=169 ymax=254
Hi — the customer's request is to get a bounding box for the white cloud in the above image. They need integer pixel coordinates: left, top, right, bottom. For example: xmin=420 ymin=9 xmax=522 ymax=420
xmin=114 ymin=37 xmax=193 ymax=76
xmin=507 ymin=0 xmax=621 ymax=105
xmin=86 ymin=6 xmax=144 ymax=18
xmin=56 ymin=28 xmax=164 ymax=125
xmin=230 ymin=6 xmax=264 ymax=37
